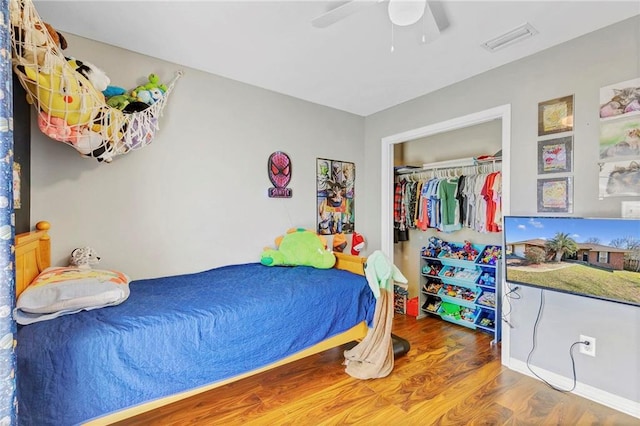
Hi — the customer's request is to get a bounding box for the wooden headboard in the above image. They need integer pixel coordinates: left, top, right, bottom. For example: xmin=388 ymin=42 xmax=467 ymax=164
xmin=334 ymin=251 xmax=366 ymax=276
xmin=15 ymin=221 xmax=51 ymax=298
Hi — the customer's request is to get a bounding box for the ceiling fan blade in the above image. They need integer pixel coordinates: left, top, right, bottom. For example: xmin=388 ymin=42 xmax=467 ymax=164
xmin=421 ymin=2 xmax=441 ymax=43
xmin=312 ymin=0 xmax=382 ymax=28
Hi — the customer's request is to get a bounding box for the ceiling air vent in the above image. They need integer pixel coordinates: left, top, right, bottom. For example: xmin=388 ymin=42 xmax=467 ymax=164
xmin=482 ymin=23 xmax=538 ymax=52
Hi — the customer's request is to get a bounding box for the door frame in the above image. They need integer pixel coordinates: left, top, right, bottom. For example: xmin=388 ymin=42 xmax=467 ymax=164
xmin=380 ymin=104 xmax=512 ymax=364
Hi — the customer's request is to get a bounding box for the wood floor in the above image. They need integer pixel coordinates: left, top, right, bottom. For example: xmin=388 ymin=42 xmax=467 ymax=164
xmin=116 ymin=315 xmax=638 ymax=425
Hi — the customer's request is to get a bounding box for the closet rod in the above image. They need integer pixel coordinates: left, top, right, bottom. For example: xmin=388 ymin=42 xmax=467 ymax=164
xmin=396 ymin=157 xmax=502 ymax=177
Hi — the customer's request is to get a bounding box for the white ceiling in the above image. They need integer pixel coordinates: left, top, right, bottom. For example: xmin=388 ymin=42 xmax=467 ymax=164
xmin=33 ymin=1 xmax=640 ymax=117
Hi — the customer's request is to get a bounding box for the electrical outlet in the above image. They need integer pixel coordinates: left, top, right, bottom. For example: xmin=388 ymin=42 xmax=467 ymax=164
xmin=579 ymin=335 xmax=596 ymax=357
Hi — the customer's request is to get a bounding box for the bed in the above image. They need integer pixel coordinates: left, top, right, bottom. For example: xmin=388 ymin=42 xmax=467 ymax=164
xmin=14 ymin=222 xmax=375 ymax=425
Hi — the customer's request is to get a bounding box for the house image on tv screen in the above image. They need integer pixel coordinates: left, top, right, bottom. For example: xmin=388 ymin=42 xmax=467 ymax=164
xmin=508 ymin=239 xmax=631 ymax=270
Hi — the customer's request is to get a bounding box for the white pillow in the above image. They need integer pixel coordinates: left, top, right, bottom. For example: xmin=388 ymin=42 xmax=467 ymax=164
xmin=14 ymin=267 xmax=130 ymax=325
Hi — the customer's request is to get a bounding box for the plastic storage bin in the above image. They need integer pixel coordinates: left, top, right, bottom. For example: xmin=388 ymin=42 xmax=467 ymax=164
xmin=438 ymin=265 xmax=481 ymax=286
xmin=438 ymin=243 xmax=483 ymax=267
xmin=476 ymin=289 xmax=496 ymax=308
xmin=422 ymin=278 xmax=443 ymax=295
xmin=437 ymin=284 xmax=479 ymax=309
xmin=437 ymin=302 xmax=479 ymax=330
xmin=422 ymin=295 xmax=442 ymax=314
xmin=476 ymin=245 xmax=502 ymax=266
xmin=475 ymin=309 xmax=496 ymax=332
xmin=476 ymin=269 xmax=496 ymax=288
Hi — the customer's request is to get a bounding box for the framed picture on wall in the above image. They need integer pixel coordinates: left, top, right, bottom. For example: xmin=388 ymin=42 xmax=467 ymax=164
xmin=599 ymin=77 xmax=640 ymax=120
xmin=599 ymin=115 xmax=640 ymax=160
xmin=316 ymin=158 xmax=355 ymax=235
xmin=538 ymin=95 xmax=574 ymax=136
xmin=537 ymin=176 xmax=573 ymax=213
xmin=598 ymin=160 xmax=640 ymax=199
xmin=537 ymin=136 xmax=573 ymax=174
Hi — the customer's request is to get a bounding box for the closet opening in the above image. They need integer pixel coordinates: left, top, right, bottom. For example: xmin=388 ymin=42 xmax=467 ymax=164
xmin=380 ymin=105 xmax=512 ymax=365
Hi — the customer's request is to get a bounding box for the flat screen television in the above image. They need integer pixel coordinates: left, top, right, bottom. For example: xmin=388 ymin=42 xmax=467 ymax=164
xmin=503 ymin=216 xmax=640 ymax=307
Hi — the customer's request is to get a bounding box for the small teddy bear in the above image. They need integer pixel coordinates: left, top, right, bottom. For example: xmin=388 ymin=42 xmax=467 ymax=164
xmin=69 ymin=247 xmax=101 ymax=269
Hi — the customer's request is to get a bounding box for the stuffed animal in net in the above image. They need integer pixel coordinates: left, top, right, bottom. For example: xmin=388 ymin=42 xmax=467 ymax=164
xmin=103 ymin=85 xmax=127 ymax=99
xmin=10 ymin=0 xmax=68 ymax=65
xmin=131 ymin=87 xmax=163 ymax=106
xmin=69 ymin=247 xmax=101 ymax=270
xmin=261 ymin=228 xmax=336 ymax=269
xmin=130 ymin=74 xmax=167 ymax=106
xmin=136 ymin=73 xmax=168 ymax=93
xmin=66 ymin=56 xmax=111 ymax=92
xmin=16 ymin=63 xmax=97 ymax=126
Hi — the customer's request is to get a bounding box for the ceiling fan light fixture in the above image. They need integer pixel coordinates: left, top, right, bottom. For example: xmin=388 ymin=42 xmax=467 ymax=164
xmin=388 ymin=0 xmax=426 ymax=27
xmin=482 ymin=23 xmax=539 ymax=52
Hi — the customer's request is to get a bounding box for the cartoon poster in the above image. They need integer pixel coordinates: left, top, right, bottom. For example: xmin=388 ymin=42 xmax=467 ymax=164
xmin=317 ymin=158 xmax=355 ymax=235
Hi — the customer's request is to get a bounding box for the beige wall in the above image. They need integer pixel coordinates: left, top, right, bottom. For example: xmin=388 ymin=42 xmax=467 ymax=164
xmin=364 ymin=16 xmax=640 ymax=414
xmin=29 ymin=33 xmax=365 ymax=280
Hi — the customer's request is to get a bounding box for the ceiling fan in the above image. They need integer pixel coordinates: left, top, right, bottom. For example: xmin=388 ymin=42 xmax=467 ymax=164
xmin=312 ymin=0 xmax=441 ymax=43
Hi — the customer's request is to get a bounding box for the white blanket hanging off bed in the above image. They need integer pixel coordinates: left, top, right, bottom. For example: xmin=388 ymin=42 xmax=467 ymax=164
xmin=9 ymin=0 xmax=182 ymax=163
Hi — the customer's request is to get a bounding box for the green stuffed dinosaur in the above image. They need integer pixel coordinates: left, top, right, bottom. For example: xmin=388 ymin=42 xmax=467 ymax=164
xmin=260 ymin=228 xmax=336 ymax=269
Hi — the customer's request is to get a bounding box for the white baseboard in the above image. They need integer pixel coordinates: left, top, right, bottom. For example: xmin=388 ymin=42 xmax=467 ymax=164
xmin=509 ymin=359 xmax=640 ymax=420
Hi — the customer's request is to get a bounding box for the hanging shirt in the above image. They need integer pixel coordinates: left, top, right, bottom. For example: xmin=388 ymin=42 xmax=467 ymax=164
xmin=456 ymin=175 xmax=466 ymax=226
xmin=439 ymin=177 xmax=462 ymax=233
xmin=428 ymin=178 xmax=442 ymax=230
xmin=474 ymin=173 xmax=488 ymax=233
xmin=416 ymin=180 xmax=431 ymax=231
xmin=405 ymin=181 xmax=418 ymax=230
xmin=490 ymin=172 xmax=502 ymax=232
xmin=393 ymin=181 xmax=403 ymax=224
xmin=413 ymin=180 xmax=423 ymax=229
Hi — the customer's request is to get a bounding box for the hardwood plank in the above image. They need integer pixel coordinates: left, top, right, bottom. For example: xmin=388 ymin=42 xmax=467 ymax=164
xmin=115 ymin=315 xmax=639 ymax=425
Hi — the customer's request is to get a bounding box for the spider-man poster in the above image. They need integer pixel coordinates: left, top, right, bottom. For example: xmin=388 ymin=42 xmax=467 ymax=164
xmin=267 ymin=151 xmax=292 ymax=198
xmin=317 ymin=158 xmax=355 ymax=235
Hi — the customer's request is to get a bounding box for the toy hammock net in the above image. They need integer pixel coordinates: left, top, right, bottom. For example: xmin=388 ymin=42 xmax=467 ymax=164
xmin=9 ymin=0 xmax=182 ymax=163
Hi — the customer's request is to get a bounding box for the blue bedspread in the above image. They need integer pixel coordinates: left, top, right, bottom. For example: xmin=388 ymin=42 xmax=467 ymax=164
xmin=16 ymin=263 xmax=375 ymax=426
